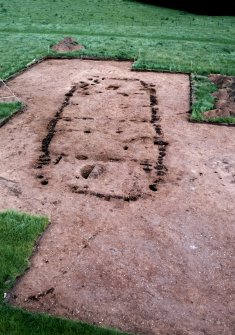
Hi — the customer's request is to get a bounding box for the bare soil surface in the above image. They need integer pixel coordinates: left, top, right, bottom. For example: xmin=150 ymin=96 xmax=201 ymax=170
xmin=51 ymin=37 xmax=84 ymax=52
xmin=0 ymin=60 xmax=234 ymax=335
xmin=204 ymin=74 xmax=235 ymax=119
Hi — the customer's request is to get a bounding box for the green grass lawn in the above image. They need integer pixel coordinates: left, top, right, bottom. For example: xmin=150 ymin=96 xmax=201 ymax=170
xmin=0 ymin=0 xmax=235 ymax=78
xmin=0 ymin=0 xmax=234 ymax=123
xmin=0 ymin=1 xmax=234 ymax=123
xmin=0 ymin=210 xmax=129 ymax=335
xmin=0 ymin=102 xmax=23 ymax=123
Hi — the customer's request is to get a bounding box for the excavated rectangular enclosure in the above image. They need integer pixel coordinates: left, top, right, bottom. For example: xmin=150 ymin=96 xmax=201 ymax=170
xmin=37 ymin=68 xmax=166 ymax=197
xmin=0 ymin=60 xmax=234 ymax=335
xmin=35 ymin=60 xmax=174 ymax=200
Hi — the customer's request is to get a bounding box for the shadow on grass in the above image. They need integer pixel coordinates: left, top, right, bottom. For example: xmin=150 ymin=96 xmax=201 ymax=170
xmin=130 ymin=0 xmax=234 ymax=15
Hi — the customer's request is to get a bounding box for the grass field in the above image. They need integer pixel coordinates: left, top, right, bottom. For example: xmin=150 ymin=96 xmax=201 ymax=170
xmin=0 ymin=1 xmax=234 ymax=123
xmin=0 ymin=0 xmax=235 ymax=78
xmin=0 ymin=210 xmax=128 ymax=335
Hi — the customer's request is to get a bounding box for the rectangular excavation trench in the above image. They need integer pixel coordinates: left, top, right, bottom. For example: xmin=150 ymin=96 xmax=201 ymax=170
xmin=35 ymin=74 xmax=168 ymax=196
xmin=0 ymin=60 xmax=234 ymax=335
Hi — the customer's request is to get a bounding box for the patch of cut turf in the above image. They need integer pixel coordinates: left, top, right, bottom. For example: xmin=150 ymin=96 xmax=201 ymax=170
xmin=191 ymin=75 xmax=217 ymax=121
xmin=0 ymin=210 xmax=128 ymax=335
xmin=0 ymin=211 xmax=49 ymax=301
xmin=0 ymin=101 xmax=23 ymax=121
xmin=191 ymin=75 xmax=235 ymax=125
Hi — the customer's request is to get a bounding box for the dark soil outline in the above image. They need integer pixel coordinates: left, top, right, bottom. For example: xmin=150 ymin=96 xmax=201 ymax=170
xmin=30 ymin=73 xmax=168 ymax=200
xmin=139 ymin=80 xmax=169 ymax=191
xmin=35 ymin=85 xmax=78 ymax=169
xmin=71 ymin=187 xmax=143 ymax=202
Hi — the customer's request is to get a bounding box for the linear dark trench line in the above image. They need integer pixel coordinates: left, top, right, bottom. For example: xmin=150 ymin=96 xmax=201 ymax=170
xmin=35 ymin=85 xmax=77 ymax=169
xmin=71 ymin=186 xmax=142 ymax=202
xmin=140 ymin=80 xmax=169 ymax=192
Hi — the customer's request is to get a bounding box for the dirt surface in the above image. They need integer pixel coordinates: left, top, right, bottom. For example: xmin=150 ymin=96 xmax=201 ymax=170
xmin=0 ymin=60 xmax=234 ymax=335
xmin=204 ymin=74 xmax=235 ymax=119
xmin=0 ymin=80 xmax=19 ymax=102
xmin=51 ymin=37 xmax=84 ymax=52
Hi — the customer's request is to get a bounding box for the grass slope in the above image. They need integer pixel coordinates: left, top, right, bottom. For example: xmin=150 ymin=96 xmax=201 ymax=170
xmin=0 ymin=211 xmax=128 ymax=335
xmin=0 ymin=0 xmax=235 ymax=123
xmin=0 ymin=0 xmax=234 ymax=79
xmin=0 ymin=0 xmax=234 ymax=123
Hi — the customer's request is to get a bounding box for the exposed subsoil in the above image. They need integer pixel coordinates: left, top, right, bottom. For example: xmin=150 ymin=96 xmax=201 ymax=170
xmin=0 ymin=60 xmax=234 ymax=335
xmin=204 ymin=74 xmax=235 ymax=119
xmin=51 ymin=37 xmax=85 ymax=52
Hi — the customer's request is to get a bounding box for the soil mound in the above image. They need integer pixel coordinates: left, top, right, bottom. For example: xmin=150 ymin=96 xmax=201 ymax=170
xmin=51 ymin=37 xmax=84 ymax=52
xmin=204 ymin=75 xmax=235 ymax=119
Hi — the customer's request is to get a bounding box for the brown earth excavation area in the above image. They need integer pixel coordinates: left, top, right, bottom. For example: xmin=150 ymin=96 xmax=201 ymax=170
xmin=0 ymin=60 xmax=234 ymax=335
